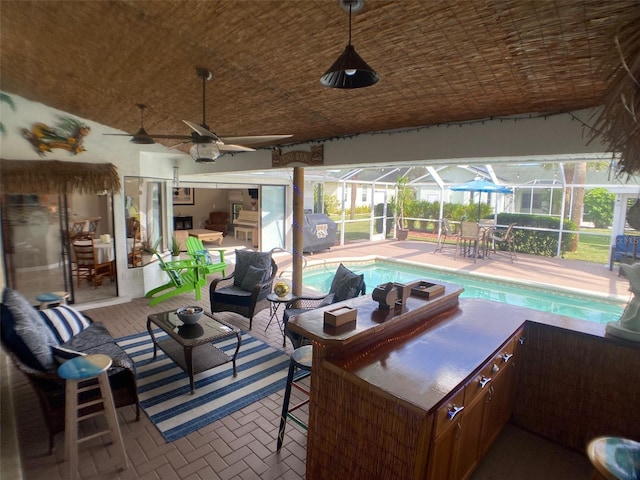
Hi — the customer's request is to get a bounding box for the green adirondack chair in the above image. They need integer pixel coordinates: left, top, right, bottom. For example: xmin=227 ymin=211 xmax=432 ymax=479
xmin=185 ymin=236 xmax=227 ymax=278
xmin=144 ymin=239 xmax=207 ymax=306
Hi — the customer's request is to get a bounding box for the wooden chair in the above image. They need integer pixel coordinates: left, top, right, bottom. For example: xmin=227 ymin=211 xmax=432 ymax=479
xmin=72 ymin=240 xmax=114 ymax=288
xmin=127 ymin=221 xmax=143 ymax=267
xmin=486 ymin=223 xmax=517 ymax=262
xmin=69 ymin=220 xmax=88 ymax=241
xmin=127 ymin=242 xmax=143 ymax=267
xmin=86 ymin=217 xmax=100 ymax=238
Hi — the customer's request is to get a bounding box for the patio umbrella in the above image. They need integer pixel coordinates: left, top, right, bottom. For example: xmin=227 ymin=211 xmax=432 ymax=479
xmin=450 ymin=179 xmax=513 ymax=221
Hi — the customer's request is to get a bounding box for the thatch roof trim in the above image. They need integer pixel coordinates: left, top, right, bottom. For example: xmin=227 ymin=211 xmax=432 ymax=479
xmin=590 ymin=13 xmax=640 ymax=176
xmin=0 ymin=159 xmax=121 ymax=194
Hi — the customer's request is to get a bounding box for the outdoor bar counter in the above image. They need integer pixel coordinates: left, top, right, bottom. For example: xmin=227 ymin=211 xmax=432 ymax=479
xmin=287 ymin=283 xmax=640 ymax=480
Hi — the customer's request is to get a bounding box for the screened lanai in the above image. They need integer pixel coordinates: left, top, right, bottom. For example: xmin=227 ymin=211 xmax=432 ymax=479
xmin=304 ymin=156 xmax=640 ymax=265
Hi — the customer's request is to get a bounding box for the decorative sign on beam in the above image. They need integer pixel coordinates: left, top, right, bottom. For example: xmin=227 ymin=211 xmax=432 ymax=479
xmin=272 ymin=145 xmax=323 ymax=167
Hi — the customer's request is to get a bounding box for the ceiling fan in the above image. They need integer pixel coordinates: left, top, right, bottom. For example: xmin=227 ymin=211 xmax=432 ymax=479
xmin=107 ymin=67 xmax=292 ymax=163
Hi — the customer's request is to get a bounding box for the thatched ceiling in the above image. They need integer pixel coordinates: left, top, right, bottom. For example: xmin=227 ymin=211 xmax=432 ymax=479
xmin=1 ymin=1 xmax=638 ymax=156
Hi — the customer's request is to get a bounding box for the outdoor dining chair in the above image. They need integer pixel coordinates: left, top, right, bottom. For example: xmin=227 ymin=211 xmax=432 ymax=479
xmin=486 ymin=223 xmax=517 ymax=262
xmin=434 ymin=218 xmax=460 ymax=254
xmin=455 ymin=221 xmax=482 ymax=263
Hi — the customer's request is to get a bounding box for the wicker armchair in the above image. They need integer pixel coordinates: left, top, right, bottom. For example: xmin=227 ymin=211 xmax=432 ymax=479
xmin=209 ymin=257 xmax=278 ymax=330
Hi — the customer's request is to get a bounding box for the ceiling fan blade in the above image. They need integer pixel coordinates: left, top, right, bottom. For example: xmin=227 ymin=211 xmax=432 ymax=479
xmin=183 ymin=120 xmax=218 ymax=139
xmin=218 ymin=134 xmax=293 ymax=145
xmin=142 ymin=133 xmax=192 ymax=140
xmin=218 ymin=143 xmax=256 ymax=152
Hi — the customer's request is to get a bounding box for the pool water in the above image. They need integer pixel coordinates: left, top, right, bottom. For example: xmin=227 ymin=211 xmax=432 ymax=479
xmin=302 ymin=260 xmax=625 ymax=324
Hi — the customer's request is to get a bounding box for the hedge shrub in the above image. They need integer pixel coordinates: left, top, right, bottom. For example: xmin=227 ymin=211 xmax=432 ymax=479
xmin=496 ymin=213 xmax=576 ymax=257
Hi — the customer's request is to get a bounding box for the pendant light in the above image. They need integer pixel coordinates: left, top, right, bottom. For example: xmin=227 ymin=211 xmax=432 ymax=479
xmin=320 ymin=0 xmax=379 ymax=89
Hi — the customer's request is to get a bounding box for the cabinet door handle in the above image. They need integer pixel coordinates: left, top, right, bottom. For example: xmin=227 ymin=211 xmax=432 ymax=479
xmin=502 ymin=353 xmax=514 ymax=363
xmin=447 ymin=405 xmax=464 ymax=421
xmin=518 ymin=336 xmax=526 ymax=345
xmin=479 ymin=376 xmax=492 ymax=388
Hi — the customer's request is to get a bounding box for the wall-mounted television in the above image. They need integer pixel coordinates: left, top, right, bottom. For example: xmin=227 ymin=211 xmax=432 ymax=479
xmin=248 ymin=188 xmax=259 ymax=199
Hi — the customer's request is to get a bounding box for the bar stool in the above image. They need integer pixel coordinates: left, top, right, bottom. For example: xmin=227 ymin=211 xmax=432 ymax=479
xmin=277 ymin=345 xmax=312 ymax=451
xmin=58 ymin=354 xmax=128 ymax=480
xmin=36 ymin=291 xmax=70 ymax=309
xmin=587 ymin=436 xmax=640 ymax=480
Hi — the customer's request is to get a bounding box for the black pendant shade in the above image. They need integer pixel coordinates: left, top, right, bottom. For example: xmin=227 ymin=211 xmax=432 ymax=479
xmin=321 ymin=0 xmax=379 ymax=89
xmin=320 ymin=44 xmax=379 ymax=89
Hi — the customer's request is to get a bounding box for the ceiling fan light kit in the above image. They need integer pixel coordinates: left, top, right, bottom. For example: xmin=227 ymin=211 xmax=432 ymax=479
xmin=190 ymin=140 xmax=220 ymax=163
xmin=321 ymin=0 xmax=379 ymax=89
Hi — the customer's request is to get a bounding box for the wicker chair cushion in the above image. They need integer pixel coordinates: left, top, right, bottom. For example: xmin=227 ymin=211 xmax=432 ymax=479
xmin=38 ymin=305 xmax=91 ymax=343
xmin=59 ymin=322 xmax=133 ymax=371
xmin=233 ymin=250 xmax=272 ymax=288
xmin=2 ymin=288 xmax=58 ymax=371
xmin=329 ymin=264 xmax=365 ymax=303
xmin=212 ymin=285 xmax=253 ymax=307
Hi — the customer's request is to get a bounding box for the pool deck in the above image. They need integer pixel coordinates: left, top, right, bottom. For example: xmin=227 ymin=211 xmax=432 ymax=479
xmin=293 ymin=239 xmax=630 ymax=302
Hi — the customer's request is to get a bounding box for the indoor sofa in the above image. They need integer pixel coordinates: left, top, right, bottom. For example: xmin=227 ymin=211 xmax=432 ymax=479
xmin=204 ymin=211 xmax=230 ymax=235
xmin=0 ymin=288 xmax=139 ymax=453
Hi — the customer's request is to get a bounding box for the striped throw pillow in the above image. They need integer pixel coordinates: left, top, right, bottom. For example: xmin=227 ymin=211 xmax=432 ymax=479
xmin=38 ymin=306 xmax=91 ymax=343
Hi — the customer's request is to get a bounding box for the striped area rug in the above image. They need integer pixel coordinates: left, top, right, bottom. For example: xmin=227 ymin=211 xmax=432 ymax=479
xmin=116 ymin=330 xmax=292 ymax=442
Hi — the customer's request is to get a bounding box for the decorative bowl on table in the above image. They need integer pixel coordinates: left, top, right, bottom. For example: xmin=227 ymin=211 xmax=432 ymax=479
xmin=176 ymin=306 xmax=204 ymax=325
xmin=273 ymin=280 xmax=290 ymax=298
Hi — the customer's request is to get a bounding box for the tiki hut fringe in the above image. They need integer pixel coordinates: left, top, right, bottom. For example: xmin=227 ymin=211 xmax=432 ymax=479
xmin=590 ymin=11 xmax=640 ymax=177
xmin=0 ymin=159 xmax=121 ymax=195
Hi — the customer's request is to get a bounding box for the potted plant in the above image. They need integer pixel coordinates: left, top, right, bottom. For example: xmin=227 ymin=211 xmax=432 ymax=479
xmin=395 ymin=176 xmax=411 ymax=240
xmin=170 ymin=235 xmax=182 ymax=260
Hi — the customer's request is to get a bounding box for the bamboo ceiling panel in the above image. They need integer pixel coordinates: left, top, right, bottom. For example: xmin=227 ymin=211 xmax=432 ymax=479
xmin=0 ymin=0 xmax=637 ymax=151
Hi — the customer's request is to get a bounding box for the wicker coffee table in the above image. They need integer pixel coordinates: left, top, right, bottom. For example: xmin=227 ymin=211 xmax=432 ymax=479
xmin=147 ymin=310 xmax=241 ymax=394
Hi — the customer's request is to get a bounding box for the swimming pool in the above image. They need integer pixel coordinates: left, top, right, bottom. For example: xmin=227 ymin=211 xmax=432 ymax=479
xmin=300 ymin=259 xmax=626 ymax=324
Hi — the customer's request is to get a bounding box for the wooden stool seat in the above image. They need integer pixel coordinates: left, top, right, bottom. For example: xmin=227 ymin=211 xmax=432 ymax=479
xmin=37 ymin=291 xmax=70 ymax=309
xmin=58 ymin=354 xmax=128 ymax=480
xmin=587 ymin=436 xmax=640 ymax=480
xmin=277 ymin=345 xmax=312 ymax=451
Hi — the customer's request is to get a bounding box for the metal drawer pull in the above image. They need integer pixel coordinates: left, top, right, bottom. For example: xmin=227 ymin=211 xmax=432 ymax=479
xmin=447 ymin=405 xmax=464 ymax=421
xmin=491 ymin=363 xmax=500 ymax=373
xmin=518 ymin=336 xmax=526 ymax=345
xmin=479 ymin=376 xmax=492 ymax=388
xmin=502 ymin=353 xmax=514 ymax=363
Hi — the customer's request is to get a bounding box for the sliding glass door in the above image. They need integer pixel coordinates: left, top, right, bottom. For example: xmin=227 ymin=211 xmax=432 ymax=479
xmin=261 ymin=185 xmax=286 ymax=251
xmin=1 ymin=192 xmax=116 ymax=305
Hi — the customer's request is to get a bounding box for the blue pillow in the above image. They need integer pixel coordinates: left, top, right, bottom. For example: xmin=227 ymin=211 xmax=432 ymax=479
xmin=240 ymin=265 xmax=267 ymax=291
xmin=233 ymin=250 xmax=271 ymax=287
xmin=2 ymin=288 xmax=58 ymax=371
xmin=38 ymin=305 xmax=91 ymax=343
xmin=329 ymin=264 xmax=365 ymax=303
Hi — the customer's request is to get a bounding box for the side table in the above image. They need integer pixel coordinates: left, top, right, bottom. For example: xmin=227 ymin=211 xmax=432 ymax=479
xmin=267 ymin=292 xmax=297 ymax=347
